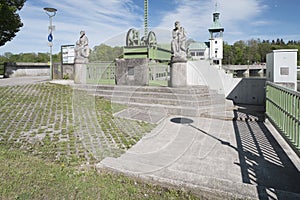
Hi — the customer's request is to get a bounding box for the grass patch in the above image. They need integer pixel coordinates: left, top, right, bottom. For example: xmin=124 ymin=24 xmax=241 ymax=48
xmin=86 ymin=79 xmax=115 ymax=85
xmin=0 ymin=83 xmax=200 ymax=199
xmin=0 ymin=145 xmax=199 ymax=199
xmin=149 ymin=80 xmax=168 ymax=87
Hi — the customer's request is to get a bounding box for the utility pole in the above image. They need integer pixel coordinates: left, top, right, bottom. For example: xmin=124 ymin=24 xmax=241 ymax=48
xmin=44 ymin=7 xmax=57 ymax=80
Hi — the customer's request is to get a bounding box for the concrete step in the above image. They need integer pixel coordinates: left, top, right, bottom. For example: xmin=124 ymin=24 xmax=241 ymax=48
xmin=102 ymin=95 xmax=225 ymax=107
xmin=93 ymin=89 xmax=221 ymax=100
xmin=112 ymin=100 xmax=230 ymax=117
xmin=72 ymin=84 xmax=233 ymax=117
xmin=75 ymin=84 xmax=211 ymax=94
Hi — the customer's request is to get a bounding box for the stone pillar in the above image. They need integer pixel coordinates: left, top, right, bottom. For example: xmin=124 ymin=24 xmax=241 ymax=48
xmin=169 ymin=58 xmax=187 ymax=87
xmin=74 ymin=60 xmax=87 ymax=84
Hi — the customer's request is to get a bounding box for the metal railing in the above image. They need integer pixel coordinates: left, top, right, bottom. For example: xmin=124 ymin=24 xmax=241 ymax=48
xmin=266 ymin=81 xmax=300 ymax=153
xmin=86 ymin=61 xmax=115 ymax=85
xmin=0 ymin=63 xmax=4 ymax=76
xmin=86 ymin=61 xmax=169 ymax=86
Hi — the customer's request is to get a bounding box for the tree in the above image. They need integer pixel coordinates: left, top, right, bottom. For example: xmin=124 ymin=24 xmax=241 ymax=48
xmin=89 ymin=44 xmax=122 ymax=61
xmin=0 ymin=0 xmax=26 ymax=46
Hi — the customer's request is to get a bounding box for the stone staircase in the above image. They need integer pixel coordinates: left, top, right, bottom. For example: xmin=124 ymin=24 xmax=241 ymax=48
xmin=73 ymin=84 xmax=235 ymax=119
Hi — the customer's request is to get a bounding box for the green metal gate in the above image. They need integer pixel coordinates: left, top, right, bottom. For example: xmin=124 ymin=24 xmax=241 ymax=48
xmin=86 ymin=61 xmax=169 ymax=86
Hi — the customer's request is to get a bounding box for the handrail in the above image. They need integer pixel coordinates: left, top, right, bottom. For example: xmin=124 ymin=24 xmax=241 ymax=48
xmin=266 ymin=81 xmax=300 ymax=153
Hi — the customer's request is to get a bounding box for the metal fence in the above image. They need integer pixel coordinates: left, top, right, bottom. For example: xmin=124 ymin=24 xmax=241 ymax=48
xmin=266 ymin=81 xmax=300 ymax=153
xmin=0 ymin=63 xmax=4 ymax=76
xmin=86 ymin=61 xmax=169 ymax=86
xmin=86 ymin=61 xmax=115 ymax=85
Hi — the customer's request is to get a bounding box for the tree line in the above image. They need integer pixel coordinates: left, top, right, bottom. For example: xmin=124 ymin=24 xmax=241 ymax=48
xmin=0 ymin=52 xmax=61 ymax=63
xmin=0 ymin=44 xmax=122 ymax=63
xmin=223 ymin=39 xmax=300 ymax=65
xmin=1 ymin=39 xmax=300 ymax=65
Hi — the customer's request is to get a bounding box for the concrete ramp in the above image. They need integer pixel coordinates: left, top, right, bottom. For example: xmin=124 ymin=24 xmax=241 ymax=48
xmin=187 ymin=61 xmax=241 ymax=96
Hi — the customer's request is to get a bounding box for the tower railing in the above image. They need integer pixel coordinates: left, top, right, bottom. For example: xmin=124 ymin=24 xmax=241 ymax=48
xmin=266 ymin=81 xmax=300 ymax=154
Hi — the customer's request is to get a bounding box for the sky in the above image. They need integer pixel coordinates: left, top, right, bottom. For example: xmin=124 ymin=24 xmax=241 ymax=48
xmin=1 ymin=0 xmax=300 ymax=55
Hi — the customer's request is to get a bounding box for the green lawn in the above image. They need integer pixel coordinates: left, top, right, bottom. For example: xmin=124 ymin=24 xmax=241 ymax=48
xmin=0 ymin=145 xmax=198 ymax=199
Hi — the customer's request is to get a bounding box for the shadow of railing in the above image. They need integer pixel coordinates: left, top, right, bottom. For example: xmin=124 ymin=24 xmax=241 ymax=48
xmin=233 ymin=106 xmax=300 ymax=199
xmin=188 ymin=105 xmax=300 ymax=199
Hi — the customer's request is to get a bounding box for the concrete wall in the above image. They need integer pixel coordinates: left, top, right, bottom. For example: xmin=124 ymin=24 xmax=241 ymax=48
xmin=227 ymin=78 xmax=266 ymax=105
xmin=187 ymin=60 xmax=241 ymax=96
xmin=187 ymin=61 xmax=266 ymax=105
xmin=4 ymin=62 xmax=49 ymax=78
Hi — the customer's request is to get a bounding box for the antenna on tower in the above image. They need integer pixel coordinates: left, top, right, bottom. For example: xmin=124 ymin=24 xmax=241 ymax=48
xmin=215 ymin=1 xmax=218 ymax=12
xmin=144 ymin=0 xmax=148 ymax=38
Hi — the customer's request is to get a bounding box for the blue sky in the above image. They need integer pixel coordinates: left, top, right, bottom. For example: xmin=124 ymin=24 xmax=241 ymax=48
xmin=1 ymin=0 xmax=300 ymax=54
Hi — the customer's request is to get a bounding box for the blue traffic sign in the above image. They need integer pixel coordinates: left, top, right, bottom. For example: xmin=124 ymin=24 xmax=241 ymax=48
xmin=48 ymin=33 xmax=53 ymax=42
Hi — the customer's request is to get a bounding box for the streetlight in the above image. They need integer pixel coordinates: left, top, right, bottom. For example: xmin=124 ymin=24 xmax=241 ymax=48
xmin=44 ymin=7 xmax=57 ymax=80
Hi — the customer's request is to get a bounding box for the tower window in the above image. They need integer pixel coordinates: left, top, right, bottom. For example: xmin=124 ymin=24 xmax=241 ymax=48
xmin=215 ymin=40 xmax=218 ymax=44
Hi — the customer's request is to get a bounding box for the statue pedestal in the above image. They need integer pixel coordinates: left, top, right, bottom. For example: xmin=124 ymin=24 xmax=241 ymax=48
xmin=169 ymin=59 xmax=187 ymax=87
xmin=115 ymin=58 xmax=149 ymax=86
xmin=74 ymin=60 xmax=87 ymax=84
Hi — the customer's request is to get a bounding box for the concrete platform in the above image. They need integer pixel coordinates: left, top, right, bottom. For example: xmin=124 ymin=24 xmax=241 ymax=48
xmin=98 ymin=108 xmax=300 ymax=200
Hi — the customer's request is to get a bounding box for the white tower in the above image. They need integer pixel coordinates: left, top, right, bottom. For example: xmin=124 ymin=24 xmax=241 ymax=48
xmin=208 ymin=3 xmax=224 ymax=67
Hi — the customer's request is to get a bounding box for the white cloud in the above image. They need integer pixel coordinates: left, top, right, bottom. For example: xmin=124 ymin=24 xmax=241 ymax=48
xmin=157 ymin=0 xmax=269 ymax=44
xmin=1 ymin=0 xmax=142 ymax=54
xmin=1 ymin=0 xmax=298 ymax=54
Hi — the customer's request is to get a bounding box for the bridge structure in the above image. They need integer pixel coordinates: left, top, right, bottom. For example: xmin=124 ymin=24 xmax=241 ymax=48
xmin=222 ymin=64 xmax=266 ymax=77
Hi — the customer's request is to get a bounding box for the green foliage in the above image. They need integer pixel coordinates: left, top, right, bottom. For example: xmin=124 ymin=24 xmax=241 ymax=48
xmin=0 ymin=52 xmax=61 ymax=63
xmin=1 ymin=38 xmax=300 ymax=66
xmin=223 ymin=38 xmax=300 ymax=65
xmin=0 ymin=0 xmax=26 ymax=46
xmin=89 ymin=43 xmax=123 ymax=61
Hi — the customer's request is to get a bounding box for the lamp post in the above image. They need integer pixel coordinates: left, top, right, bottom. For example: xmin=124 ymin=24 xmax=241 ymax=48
xmin=44 ymin=7 xmax=57 ymax=80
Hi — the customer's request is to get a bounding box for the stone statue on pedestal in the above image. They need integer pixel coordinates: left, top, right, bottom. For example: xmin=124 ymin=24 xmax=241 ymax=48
xmin=171 ymin=21 xmax=187 ymax=62
xmin=169 ymin=21 xmax=187 ymax=87
xmin=74 ymin=30 xmax=89 ymax=63
xmin=74 ymin=30 xmax=89 ymax=84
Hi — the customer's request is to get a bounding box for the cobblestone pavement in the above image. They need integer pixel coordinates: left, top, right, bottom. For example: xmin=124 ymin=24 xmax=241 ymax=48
xmin=0 ymin=80 xmax=155 ymax=166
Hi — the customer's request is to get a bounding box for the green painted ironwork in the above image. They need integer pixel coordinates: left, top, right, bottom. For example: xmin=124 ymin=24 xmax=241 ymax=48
xmin=86 ymin=61 xmax=115 ymax=84
xmin=266 ymin=81 xmax=300 ymax=153
xmin=0 ymin=63 xmax=4 ymax=75
xmin=86 ymin=61 xmax=169 ymax=86
xmin=123 ymin=46 xmax=171 ymax=61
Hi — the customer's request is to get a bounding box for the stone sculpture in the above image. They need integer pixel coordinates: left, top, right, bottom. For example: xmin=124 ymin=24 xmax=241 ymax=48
xmin=171 ymin=21 xmax=187 ymax=61
xmin=75 ymin=30 xmax=89 ymax=63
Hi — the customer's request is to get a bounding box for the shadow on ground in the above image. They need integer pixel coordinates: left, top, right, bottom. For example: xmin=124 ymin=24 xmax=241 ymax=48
xmin=233 ymin=105 xmax=300 ymax=199
xmin=187 ymin=104 xmax=300 ymax=200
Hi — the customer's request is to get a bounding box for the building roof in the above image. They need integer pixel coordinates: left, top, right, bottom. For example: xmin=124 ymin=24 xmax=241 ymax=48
xmin=188 ymin=42 xmax=209 ymax=50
